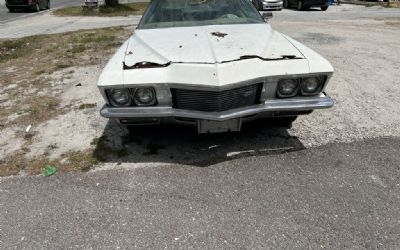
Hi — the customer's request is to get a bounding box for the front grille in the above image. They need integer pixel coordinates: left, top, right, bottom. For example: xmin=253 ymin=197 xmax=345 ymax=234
xmin=171 ymin=83 xmax=263 ymax=112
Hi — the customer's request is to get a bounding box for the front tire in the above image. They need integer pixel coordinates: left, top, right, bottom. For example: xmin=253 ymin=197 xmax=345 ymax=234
xmin=321 ymin=4 xmax=328 ymax=10
xmin=283 ymin=0 xmax=289 ymax=8
xmin=31 ymin=3 xmax=40 ymax=12
xmin=258 ymin=1 xmax=264 ymax=11
xmin=297 ymin=0 xmax=303 ymax=10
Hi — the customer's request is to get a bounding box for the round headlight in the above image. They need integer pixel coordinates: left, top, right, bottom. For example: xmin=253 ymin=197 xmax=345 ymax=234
xmin=277 ymin=79 xmax=298 ymax=97
xmin=133 ymin=88 xmax=156 ymax=106
xmin=109 ymin=89 xmax=131 ymax=106
xmin=301 ymin=77 xmax=321 ymax=95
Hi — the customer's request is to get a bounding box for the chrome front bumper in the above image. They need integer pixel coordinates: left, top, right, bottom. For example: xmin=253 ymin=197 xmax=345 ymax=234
xmin=100 ymin=93 xmax=333 ymax=122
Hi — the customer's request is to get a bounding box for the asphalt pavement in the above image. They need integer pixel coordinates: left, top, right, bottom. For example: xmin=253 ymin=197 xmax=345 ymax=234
xmin=0 ymin=0 xmax=81 ymax=23
xmin=1 ymin=137 xmax=399 ymax=249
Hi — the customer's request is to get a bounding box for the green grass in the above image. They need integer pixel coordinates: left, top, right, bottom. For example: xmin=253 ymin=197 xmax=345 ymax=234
xmin=0 ymin=37 xmax=40 ymax=63
xmin=53 ymin=2 xmax=149 ymax=17
xmin=0 ymin=149 xmax=99 ymax=176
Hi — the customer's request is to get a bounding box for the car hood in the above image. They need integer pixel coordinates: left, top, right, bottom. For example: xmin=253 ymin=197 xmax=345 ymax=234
xmin=123 ymin=23 xmax=304 ymax=68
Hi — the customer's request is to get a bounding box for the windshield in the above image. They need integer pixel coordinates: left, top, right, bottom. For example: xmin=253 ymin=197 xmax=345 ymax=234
xmin=138 ymin=0 xmax=264 ymax=29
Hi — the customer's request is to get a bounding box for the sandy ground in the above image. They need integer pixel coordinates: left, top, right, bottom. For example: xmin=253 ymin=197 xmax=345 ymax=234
xmin=0 ymin=5 xmax=400 ymax=173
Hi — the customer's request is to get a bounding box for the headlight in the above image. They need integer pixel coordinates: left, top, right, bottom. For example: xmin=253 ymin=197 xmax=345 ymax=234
xmin=109 ymin=88 xmax=131 ymax=106
xmin=301 ymin=77 xmax=322 ymax=95
xmin=277 ymin=79 xmax=299 ymax=98
xmin=133 ymin=87 xmax=156 ymax=106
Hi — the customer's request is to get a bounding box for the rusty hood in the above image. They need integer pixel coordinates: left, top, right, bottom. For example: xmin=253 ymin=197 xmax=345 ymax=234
xmin=123 ymin=23 xmax=304 ymax=68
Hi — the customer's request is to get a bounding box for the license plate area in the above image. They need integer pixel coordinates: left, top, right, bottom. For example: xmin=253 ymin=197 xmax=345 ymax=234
xmin=197 ymin=119 xmax=242 ymax=133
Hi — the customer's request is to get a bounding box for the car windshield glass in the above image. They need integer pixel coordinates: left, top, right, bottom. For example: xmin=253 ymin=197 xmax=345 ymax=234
xmin=138 ymin=0 xmax=264 ymax=29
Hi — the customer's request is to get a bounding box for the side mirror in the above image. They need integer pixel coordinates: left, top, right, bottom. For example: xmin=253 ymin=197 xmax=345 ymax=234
xmin=262 ymin=12 xmax=273 ymax=21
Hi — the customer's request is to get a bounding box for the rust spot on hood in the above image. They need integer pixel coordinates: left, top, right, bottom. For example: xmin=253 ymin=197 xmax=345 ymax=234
xmin=123 ymin=61 xmax=171 ymax=70
xmin=211 ymin=32 xmax=228 ymax=38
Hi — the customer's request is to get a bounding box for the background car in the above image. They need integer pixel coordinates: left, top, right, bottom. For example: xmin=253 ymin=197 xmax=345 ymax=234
xmin=283 ymin=0 xmax=329 ymax=10
xmin=5 ymin=0 xmax=50 ymax=12
xmin=252 ymin=0 xmax=283 ymax=11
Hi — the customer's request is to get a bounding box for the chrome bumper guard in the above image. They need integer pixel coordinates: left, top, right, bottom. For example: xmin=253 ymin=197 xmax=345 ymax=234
xmin=100 ymin=93 xmax=333 ymax=122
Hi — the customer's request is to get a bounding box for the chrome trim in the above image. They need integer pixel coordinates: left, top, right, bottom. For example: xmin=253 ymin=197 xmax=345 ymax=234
xmin=100 ymin=93 xmax=334 ymax=122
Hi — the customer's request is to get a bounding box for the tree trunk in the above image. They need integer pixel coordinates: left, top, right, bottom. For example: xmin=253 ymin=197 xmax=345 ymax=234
xmin=105 ymin=0 xmax=119 ymax=7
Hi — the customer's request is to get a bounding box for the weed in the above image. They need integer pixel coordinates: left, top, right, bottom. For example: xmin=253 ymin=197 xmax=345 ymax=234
xmin=68 ymin=44 xmax=87 ymax=54
xmin=78 ymin=103 xmax=97 ymax=109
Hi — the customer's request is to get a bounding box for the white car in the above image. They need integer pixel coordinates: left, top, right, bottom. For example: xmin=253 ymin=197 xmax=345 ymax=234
xmin=252 ymin=0 xmax=283 ymax=11
xmin=98 ymin=0 xmax=334 ymax=133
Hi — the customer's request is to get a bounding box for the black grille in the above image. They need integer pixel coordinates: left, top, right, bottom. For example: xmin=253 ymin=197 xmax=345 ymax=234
xmin=171 ymin=83 xmax=263 ymax=112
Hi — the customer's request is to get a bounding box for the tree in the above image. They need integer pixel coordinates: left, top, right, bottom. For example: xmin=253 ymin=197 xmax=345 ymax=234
xmin=105 ymin=0 xmax=119 ymax=7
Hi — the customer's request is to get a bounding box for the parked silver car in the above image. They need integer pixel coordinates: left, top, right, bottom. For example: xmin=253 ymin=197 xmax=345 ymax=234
xmin=252 ymin=0 xmax=283 ymax=10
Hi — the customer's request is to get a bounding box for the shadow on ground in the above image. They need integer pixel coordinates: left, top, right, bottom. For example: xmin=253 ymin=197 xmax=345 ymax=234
xmin=92 ymin=119 xmax=305 ymax=167
xmin=7 ymin=8 xmax=36 ymax=13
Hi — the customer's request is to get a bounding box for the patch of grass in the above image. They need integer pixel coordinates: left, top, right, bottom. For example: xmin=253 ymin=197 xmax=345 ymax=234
xmin=60 ymin=150 xmax=99 ymax=172
xmin=0 ymin=37 xmax=39 ymax=63
xmin=0 ymin=152 xmax=51 ymax=176
xmin=78 ymin=103 xmax=97 ymax=109
xmin=16 ymin=95 xmax=62 ymax=125
xmin=0 ymin=149 xmax=98 ymax=176
xmin=53 ymin=2 xmax=148 ymax=17
xmin=68 ymin=44 xmax=87 ymax=54
xmin=34 ymin=69 xmax=47 ymax=75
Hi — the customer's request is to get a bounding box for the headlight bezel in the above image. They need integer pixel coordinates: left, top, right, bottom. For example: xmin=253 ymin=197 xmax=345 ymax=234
xmin=276 ymin=78 xmax=300 ymax=98
xmin=133 ymin=87 xmax=157 ymax=106
xmin=276 ymin=75 xmax=326 ymax=98
xmin=106 ymin=87 xmax=157 ymax=107
xmin=107 ymin=88 xmax=132 ymax=107
xmin=300 ymin=77 xmax=324 ymax=96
